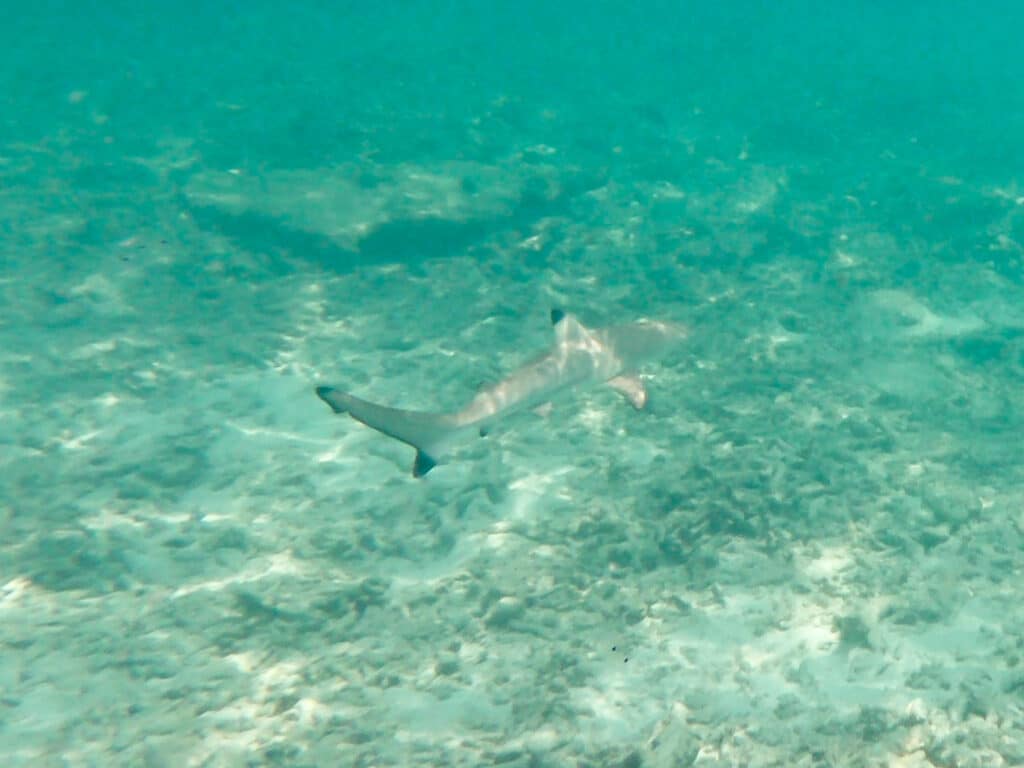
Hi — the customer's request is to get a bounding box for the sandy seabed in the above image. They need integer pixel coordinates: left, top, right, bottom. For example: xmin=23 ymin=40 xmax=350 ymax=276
xmin=2 ymin=126 xmax=1024 ymax=767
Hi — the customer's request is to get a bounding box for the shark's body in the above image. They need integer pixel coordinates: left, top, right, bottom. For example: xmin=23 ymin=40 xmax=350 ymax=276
xmin=316 ymin=310 xmax=686 ymax=476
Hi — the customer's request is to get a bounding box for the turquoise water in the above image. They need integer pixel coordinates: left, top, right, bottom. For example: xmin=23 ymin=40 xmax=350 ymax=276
xmin=2 ymin=2 xmax=1023 ymax=765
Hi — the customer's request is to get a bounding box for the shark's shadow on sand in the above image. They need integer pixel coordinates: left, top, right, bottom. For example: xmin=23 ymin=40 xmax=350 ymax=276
xmin=185 ymin=201 xmax=499 ymax=272
xmin=182 ymin=172 xmax=604 ymax=273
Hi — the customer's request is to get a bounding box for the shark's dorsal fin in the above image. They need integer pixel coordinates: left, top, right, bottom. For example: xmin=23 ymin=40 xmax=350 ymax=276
xmin=552 ymin=311 xmax=590 ymax=346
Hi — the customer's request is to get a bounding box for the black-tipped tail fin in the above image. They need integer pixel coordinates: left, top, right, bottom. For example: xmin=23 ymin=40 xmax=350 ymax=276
xmin=316 ymin=386 xmax=347 ymax=413
xmin=316 ymin=385 xmax=457 ymax=478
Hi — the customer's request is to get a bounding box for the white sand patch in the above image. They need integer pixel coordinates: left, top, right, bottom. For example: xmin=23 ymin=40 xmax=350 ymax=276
xmin=871 ymin=289 xmax=985 ymax=338
xmin=172 ymin=550 xmax=304 ymax=598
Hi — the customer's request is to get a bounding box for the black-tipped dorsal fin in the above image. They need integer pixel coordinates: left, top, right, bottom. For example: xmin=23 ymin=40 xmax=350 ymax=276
xmin=552 ymin=311 xmax=590 ymax=346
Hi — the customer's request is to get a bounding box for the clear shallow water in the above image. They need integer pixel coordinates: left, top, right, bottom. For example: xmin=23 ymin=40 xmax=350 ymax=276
xmin=2 ymin=2 xmax=1023 ymax=766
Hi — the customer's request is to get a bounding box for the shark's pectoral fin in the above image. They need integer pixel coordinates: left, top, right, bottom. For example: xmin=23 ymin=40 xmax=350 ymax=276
xmin=607 ymin=375 xmax=648 ymax=409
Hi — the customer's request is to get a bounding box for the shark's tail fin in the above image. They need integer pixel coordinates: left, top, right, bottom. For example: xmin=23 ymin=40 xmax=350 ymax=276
xmin=315 ymin=386 xmax=457 ymax=477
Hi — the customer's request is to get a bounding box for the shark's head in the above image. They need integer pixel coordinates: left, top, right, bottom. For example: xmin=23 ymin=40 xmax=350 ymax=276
xmin=601 ymin=319 xmax=688 ymax=371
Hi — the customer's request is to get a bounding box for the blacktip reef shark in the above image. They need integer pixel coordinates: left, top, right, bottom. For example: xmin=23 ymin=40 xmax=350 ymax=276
xmin=315 ymin=309 xmax=687 ymax=477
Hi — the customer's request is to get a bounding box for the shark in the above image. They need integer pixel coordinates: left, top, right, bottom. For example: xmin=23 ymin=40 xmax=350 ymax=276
xmin=315 ymin=309 xmax=687 ymax=477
